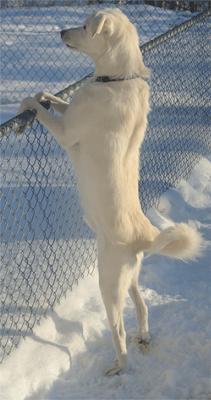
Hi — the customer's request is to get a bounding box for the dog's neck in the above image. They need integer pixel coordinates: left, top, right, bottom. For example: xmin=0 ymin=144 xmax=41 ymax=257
xmin=93 ymin=43 xmax=149 ymax=81
xmin=94 ymin=55 xmax=139 ymax=81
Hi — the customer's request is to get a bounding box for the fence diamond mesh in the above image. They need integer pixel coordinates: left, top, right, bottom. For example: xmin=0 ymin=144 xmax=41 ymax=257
xmin=0 ymin=4 xmax=210 ymax=363
xmin=1 ymin=1 xmax=210 ymax=104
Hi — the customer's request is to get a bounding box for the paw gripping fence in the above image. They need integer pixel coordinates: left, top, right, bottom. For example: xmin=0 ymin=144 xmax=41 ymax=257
xmin=0 ymin=10 xmax=210 ymax=363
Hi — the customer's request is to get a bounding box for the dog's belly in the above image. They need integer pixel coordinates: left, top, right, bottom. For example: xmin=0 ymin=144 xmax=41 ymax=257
xmin=68 ymin=145 xmax=142 ymax=243
xmin=68 ymin=145 xmax=103 ymax=231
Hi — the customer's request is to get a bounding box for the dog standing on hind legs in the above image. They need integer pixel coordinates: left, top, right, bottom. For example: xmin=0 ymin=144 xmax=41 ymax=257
xmin=19 ymin=8 xmax=202 ymax=376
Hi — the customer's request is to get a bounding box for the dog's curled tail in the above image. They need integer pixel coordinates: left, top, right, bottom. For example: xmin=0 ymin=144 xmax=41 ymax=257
xmin=144 ymin=223 xmax=203 ymax=261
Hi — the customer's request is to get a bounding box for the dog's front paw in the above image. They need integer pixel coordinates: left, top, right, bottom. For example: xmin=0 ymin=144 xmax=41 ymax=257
xmin=19 ymin=97 xmax=36 ymax=114
xmin=34 ymin=91 xmax=49 ymax=103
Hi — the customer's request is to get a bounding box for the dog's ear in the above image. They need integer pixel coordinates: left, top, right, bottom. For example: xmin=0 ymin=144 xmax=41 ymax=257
xmin=91 ymin=14 xmax=113 ymax=38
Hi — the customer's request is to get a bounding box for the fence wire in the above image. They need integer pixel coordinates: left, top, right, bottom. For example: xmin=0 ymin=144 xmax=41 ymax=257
xmin=1 ymin=1 xmax=210 ymax=104
xmin=0 ymin=8 xmax=210 ymax=363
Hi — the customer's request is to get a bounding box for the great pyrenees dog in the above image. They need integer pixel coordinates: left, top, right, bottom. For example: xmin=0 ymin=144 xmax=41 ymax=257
xmin=19 ymin=8 xmax=202 ymax=375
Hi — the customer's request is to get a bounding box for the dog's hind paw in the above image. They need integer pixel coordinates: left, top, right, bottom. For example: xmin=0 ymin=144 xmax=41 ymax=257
xmin=105 ymin=365 xmax=123 ymax=376
xmin=132 ymin=333 xmax=151 ymax=354
xmin=138 ymin=338 xmax=151 ymax=354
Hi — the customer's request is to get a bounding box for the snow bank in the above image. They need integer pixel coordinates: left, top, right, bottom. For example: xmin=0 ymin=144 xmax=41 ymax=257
xmin=0 ymin=157 xmax=210 ymax=400
xmin=0 ymin=104 xmax=18 ymax=124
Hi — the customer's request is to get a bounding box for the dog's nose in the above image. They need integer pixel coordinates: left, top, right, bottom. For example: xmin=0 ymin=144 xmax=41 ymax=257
xmin=60 ymin=30 xmax=66 ymax=38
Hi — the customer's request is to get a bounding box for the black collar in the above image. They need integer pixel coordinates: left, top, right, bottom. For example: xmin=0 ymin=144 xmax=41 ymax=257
xmin=95 ymin=75 xmax=140 ymax=83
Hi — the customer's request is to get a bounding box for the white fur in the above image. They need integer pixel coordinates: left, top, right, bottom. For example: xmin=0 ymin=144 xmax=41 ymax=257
xmin=19 ymin=8 xmax=203 ymax=375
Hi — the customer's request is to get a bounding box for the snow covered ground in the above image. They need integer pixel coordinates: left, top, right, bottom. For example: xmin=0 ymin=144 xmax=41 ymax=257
xmin=0 ymin=157 xmax=211 ymax=400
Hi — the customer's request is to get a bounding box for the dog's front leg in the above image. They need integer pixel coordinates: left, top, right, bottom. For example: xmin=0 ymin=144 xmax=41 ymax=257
xmin=19 ymin=97 xmax=70 ymax=148
xmin=34 ymin=92 xmax=69 ymax=114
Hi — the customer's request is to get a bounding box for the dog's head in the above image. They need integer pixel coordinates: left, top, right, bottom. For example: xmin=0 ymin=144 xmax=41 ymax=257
xmin=60 ymin=9 xmax=126 ymax=54
xmin=61 ymin=8 xmax=149 ymax=78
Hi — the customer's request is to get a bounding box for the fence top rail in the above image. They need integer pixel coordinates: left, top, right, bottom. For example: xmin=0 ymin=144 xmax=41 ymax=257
xmin=0 ymin=9 xmax=209 ymax=137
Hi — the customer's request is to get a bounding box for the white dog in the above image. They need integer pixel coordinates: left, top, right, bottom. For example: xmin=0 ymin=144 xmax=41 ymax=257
xmin=19 ymin=8 xmax=202 ymax=376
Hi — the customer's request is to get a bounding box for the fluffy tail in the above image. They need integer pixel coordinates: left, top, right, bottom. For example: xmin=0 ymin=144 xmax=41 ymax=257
xmin=144 ymin=223 xmax=203 ymax=261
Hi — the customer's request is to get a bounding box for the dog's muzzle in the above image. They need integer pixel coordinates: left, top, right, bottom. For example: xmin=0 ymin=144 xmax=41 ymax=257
xmin=60 ymin=28 xmax=78 ymax=50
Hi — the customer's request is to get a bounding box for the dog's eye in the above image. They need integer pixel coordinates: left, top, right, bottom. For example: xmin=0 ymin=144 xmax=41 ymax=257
xmin=83 ymin=25 xmax=86 ymax=30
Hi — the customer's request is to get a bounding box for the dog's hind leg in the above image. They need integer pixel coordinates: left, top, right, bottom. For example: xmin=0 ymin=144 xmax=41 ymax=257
xmin=101 ymin=288 xmax=127 ymax=376
xmin=129 ymin=254 xmax=150 ymax=346
xmin=97 ymin=239 xmax=134 ymax=376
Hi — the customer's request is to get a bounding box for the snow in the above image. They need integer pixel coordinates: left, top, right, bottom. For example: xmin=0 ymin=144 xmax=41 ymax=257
xmin=0 ymin=104 xmax=19 ymax=124
xmin=0 ymin=157 xmax=210 ymax=400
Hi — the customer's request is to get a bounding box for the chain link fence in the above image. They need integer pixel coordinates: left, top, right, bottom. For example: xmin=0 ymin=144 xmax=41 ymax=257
xmin=0 ymin=2 xmax=210 ymax=363
xmin=1 ymin=1 xmax=210 ymax=105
